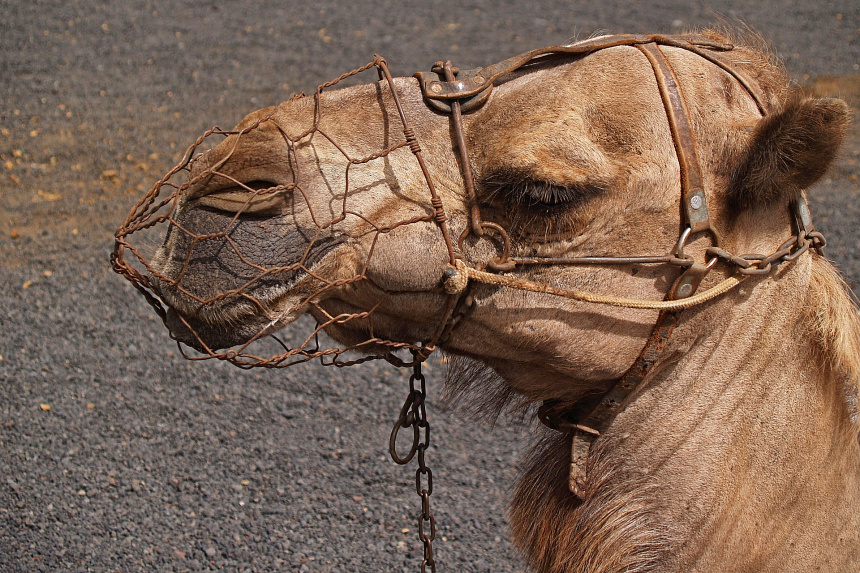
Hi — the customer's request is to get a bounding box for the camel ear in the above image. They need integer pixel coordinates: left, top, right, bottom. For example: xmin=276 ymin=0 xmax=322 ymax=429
xmin=729 ymin=96 xmax=850 ymax=208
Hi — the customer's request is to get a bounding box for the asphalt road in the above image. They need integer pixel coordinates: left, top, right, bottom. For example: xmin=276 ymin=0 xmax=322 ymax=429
xmin=1 ymin=1 xmax=858 ymax=572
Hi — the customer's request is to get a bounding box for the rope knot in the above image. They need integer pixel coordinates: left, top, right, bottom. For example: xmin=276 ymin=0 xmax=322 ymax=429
xmin=442 ymin=259 xmax=469 ymax=295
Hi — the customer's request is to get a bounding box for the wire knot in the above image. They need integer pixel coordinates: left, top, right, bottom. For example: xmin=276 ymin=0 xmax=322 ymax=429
xmin=430 ymin=197 xmax=447 ymax=222
xmin=403 ymin=128 xmax=422 ymax=153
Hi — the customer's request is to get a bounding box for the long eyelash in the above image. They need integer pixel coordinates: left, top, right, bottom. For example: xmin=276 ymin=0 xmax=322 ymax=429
xmin=479 ymin=170 xmax=605 ymax=239
xmin=481 ymin=171 xmax=602 ymax=210
xmin=519 ymin=182 xmax=581 ymax=208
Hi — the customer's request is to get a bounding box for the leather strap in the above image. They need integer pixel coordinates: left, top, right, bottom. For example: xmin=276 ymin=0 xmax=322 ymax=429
xmin=416 ymin=34 xmax=768 ymax=115
xmin=637 ymin=43 xmax=712 ymax=235
xmin=542 ymin=43 xmax=721 ymax=499
xmin=415 ymin=35 xmax=733 ymax=101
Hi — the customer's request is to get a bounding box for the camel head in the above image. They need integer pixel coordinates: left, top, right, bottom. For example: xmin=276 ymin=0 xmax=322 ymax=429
xmin=123 ymin=33 xmax=849 ymax=404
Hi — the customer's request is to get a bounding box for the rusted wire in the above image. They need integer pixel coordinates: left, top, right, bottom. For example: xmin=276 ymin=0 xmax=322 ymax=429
xmin=112 ymin=57 xmax=458 ymax=369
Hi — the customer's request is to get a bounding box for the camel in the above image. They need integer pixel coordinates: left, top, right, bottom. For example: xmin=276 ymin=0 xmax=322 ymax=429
xmin=113 ymin=30 xmax=860 ymax=572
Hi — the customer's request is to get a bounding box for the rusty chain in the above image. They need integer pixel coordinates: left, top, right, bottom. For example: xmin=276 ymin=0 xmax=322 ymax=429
xmin=707 ymin=230 xmax=825 ymax=276
xmin=389 ymin=353 xmax=436 ymax=572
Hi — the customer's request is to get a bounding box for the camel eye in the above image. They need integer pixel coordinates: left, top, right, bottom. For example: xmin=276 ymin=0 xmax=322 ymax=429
xmin=478 ymin=169 xmax=608 ymax=239
xmin=480 ymin=170 xmax=598 ymax=212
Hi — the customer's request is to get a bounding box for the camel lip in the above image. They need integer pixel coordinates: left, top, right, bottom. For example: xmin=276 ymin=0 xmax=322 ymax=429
xmin=164 ymin=307 xmax=261 ymax=352
xmin=165 ymin=307 xmax=228 ymax=352
xmin=161 ymin=288 xmax=313 ymax=354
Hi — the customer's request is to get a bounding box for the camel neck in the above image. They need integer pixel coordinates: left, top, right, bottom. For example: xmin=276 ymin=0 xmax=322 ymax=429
xmin=509 ymin=256 xmax=860 ymax=573
xmin=604 ymin=255 xmax=860 ymax=571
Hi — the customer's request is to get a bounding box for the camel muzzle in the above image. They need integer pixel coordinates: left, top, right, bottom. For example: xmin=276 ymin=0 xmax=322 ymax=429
xmin=111 ymin=57 xmax=453 ymax=369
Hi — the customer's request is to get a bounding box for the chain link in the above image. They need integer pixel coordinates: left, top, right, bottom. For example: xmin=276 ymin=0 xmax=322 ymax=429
xmin=707 ymin=230 xmax=825 ymax=276
xmin=389 ymin=354 xmax=437 ymax=572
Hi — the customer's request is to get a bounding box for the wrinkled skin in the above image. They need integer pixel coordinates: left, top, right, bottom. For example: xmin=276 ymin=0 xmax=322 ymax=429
xmin=151 ymin=35 xmax=860 ymax=572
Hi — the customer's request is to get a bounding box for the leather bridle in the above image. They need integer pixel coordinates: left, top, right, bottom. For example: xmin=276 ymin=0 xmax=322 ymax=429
xmin=403 ymin=34 xmax=824 ymax=499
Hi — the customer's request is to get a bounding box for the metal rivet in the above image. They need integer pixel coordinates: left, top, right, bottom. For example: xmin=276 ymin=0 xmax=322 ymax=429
xmin=430 ymin=83 xmax=443 ymax=94
xmin=690 ymin=195 xmax=703 ymax=210
xmin=677 ymin=283 xmax=693 ymax=298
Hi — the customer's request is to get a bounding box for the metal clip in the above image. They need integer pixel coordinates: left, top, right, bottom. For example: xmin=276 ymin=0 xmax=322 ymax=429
xmin=414 ymin=63 xmax=494 ymax=114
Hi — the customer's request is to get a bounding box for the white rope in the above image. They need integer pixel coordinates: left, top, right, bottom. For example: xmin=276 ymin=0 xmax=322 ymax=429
xmin=443 ymin=258 xmax=745 ymax=310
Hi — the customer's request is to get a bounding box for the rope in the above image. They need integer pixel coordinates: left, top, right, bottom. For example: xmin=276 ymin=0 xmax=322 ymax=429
xmin=443 ymin=258 xmax=746 ymax=311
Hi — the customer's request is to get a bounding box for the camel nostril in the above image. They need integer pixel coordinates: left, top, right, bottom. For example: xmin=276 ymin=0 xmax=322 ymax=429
xmin=194 ymin=180 xmax=291 ymax=215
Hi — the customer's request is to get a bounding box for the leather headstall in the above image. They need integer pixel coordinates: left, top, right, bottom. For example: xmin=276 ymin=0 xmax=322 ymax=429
xmin=417 ymin=34 xmax=773 ymax=499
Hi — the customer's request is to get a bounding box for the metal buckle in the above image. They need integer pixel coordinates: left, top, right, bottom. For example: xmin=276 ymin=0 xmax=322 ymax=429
xmin=414 ymin=65 xmax=494 ymax=114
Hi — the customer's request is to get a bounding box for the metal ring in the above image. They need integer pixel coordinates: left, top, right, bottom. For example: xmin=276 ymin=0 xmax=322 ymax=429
xmin=704 ymin=255 xmax=719 ymax=271
xmin=457 ymin=221 xmax=516 ymax=271
xmin=673 ymin=226 xmax=693 ymax=259
xmin=389 ymin=394 xmax=419 ymax=465
xmin=424 ymin=88 xmax=493 ymax=114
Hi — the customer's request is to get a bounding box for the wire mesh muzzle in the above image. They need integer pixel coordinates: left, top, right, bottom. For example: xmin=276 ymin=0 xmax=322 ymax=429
xmin=112 ymin=56 xmax=459 ymax=369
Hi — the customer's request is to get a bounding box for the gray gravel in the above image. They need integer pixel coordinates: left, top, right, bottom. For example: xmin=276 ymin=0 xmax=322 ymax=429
xmin=1 ymin=1 xmax=858 ymax=572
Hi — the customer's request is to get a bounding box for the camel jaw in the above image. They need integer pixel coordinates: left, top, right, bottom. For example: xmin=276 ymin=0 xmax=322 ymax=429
xmin=151 ymin=265 xmax=317 ymax=353
xmin=164 ymin=307 xmax=252 ymax=352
